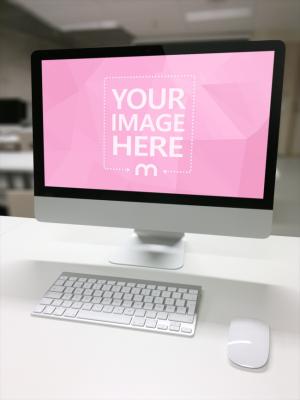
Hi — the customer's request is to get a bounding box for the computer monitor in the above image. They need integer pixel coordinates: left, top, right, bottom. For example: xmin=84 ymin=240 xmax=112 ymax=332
xmin=31 ymin=41 xmax=285 ymax=270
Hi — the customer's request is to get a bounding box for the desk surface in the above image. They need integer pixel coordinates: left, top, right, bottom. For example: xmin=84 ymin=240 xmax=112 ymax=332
xmin=0 ymin=216 xmax=299 ymax=400
xmin=0 ymin=151 xmax=33 ymax=172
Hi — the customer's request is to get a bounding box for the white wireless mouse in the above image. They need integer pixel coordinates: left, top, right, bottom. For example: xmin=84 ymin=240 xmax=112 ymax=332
xmin=227 ymin=318 xmax=270 ymax=369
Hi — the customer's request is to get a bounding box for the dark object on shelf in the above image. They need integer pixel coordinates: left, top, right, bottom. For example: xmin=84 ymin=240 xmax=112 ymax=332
xmin=0 ymin=99 xmax=27 ymax=124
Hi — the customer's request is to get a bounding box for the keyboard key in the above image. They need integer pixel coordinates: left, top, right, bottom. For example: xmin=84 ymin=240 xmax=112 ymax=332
xmin=113 ymin=292 xmax=123 ymax=299
xmin=165 ymin=298 xmax=174 ymax=305
xmin=175 ymin=299 xmax=185 ymax=307
xmin=72 ymin=302 xmax=83 ymax=309
xmin=144 ymin=303 xmax=153 ymax=310
xmin=103 ymin=305 xmax=113 ymax=313
xmin=102 ymin=284 xmax=112 ymax=291
xmin=154 ymin=304 xmax=164 ymax=311
xmin=162 ymin=291 xmax=171 ymax=298
xmin=136 ymin=283 xmax=145 ymax=288
xmin=92 ymin=284 xmax=102 ymax=290
xmin=62 ymin=293 xmax=72 ymax=300
xmin=183 ymin=293 xmax=197 ymax=301
xmin=141 ymin=288 xmax=150 ymax=296
xmin=92 ymin=304 xmax=103 ymax=312
xmin=132 ymin=317 xmax=145 ymax=327
xmin=62 ymin=301 xmax=72 ymax=307
xmin=169 ymin=324 xmax=180 ymax=332
xmin=64 ymin=280 xmax=73 ymax=287
xmin=51 ymin=285 xmax=65 ymax=292
xmin=94 ymin=290 xmax=103 ymax=297
xmin=53 ymin=307 xmax=65 ymax=316
xmin=112 ymin=299 xmax=122 ymax=306
xmin=82 ymin=296 xmax=92 ymax=303
xmin=101 ymin=298 xmax=112 ymax=305
xmin=176 ymin=307 xmax=186 ymax=314
xmin=55 ymin=280 xmax=65 ymax=286
xmin=157 ymin=312 xmax=167 ymax=320
xmin=64 ymin=287 xmax=74 ymax=294
xmin=189 ymin=289 xmax=198 ymax=295
xmin=132 ymin=302 xmax=143 ymax=309
xmin=44 ymin=306 xmax=55 ymax=314
xmin=121 ymin=286 xmax=131 ymax=293
xmin=83 ymin=283 xmax=93 ymax=289
xmin=92 ymin=297 xmax=101 ymax=304
xmin=124 ymin=308 xmax=135 ymax=316
xmin=157 ymin=323 xmax=168 ymax=330
xmin=157 ymin=285 xmax=166 ymax=290
xmin=78 ymin=277 xmax=87 ymax=282
xmin=113 ymin=307 xmax=124 ymax=314
xmin=74 ymin=288 xmax=84 ymax=295
xmin=172 ymin=292 xmax=181 ymax=299
xmin=144 ymin=296 xmax=153 ymax=303
xmin=64 ymin=308 xmax=78 ymax=318
xmin=135 ymin=309 xmax=145 ymax=317
xmin=33 ymin=304 xmax=45 ymax=313
xmin=77 ymin=310 xmax=132 ymax=325
xmin=178 ymin=288 xmax=187 ymax=293
xmin=131 ymin=288 xmax=141 ymax=295
xmin=46 ymin=292 xmax=62 ymax=299
xmin=168 ymin=313 xmax=194 ymax=323
xmin=73 ymin=282 xmax=83 ymax=288
xmin=133 ymin=294 xmax=143 ymax=302
xmin=165 ymin=305 xmax=175 ymax=313
xmin=69 ymin=277 xmax=77 ymax=281
xmin=112 ymin=285 xmax=121 ymax=292
xmin=72 ymin=295 xmax=82 ymax=302
xmin=151 ymin=290 xmax=160 ymax=296
xmin=103 ymin=291 xmax=113 ymax=298
xmin=145 ymin=319 xmax=157 ymax=328
xmin=167 ymin=287 xmax=176 ymax=292
xmin=88 ymin=278 xmax=96 ymax=283
xmin=123 ymin=293 xmax=133 ymax=300
xmin=181 ymin=327 xmax=192 ymax=334
xmin=52 ymin=299 xmax=63 ymax=306
xmin=154 ymin=297 xmax=163 ymax=304
xmin=122 ymin=300 xmax=133 ymax=308
xmin=146 ymin=284 xmax=155 ymax=289
xmin=82 ymin=303 xmax=93 ymax=311
xmin=40 ymin=298 xmax=53 ymax=305
xmin=107 ymin=280 xmax=116 ymax=285
xmin=146 ymin=311 xmax=156 ymax=319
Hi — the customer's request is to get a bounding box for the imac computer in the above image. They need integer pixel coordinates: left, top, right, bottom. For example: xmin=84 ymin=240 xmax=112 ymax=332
xmin=31 ymin=41 xmax=285 ymax=270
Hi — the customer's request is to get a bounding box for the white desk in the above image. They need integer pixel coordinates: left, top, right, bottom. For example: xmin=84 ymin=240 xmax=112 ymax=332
xmin=0 ymin=216 xmax=299 ymax=400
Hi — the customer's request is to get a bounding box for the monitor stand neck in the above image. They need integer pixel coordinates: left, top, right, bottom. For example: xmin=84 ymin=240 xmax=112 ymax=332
xmin=109 ymin=229 xmax=185 ymax=270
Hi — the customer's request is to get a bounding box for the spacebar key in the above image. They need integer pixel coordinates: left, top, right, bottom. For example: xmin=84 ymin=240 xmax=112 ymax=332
xmin=77 ymin=310 xmax=132 ymax=325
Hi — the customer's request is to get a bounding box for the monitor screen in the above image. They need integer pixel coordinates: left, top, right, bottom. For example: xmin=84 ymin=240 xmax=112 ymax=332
xmin=41 ymin=50 xmax=275 ymax=200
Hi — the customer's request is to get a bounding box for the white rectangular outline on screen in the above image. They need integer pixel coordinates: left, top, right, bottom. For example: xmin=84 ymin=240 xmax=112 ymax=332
xmin=102 ymin=74 xmax=196 ymax=175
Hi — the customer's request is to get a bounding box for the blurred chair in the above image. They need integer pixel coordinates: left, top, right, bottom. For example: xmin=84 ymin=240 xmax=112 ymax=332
xmin=6 ymin=189 xmax=34 ymax=217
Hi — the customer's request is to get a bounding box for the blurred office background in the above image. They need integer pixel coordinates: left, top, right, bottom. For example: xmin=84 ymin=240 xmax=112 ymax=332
xmin=0 ymin=0 xmax=299 ymax=235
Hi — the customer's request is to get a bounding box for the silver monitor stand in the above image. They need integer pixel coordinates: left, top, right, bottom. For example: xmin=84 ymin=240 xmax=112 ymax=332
xmin=109 ymin=230 xmax=184 ymax=270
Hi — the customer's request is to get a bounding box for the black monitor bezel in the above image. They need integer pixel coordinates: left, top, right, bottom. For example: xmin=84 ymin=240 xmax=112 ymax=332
xmin=31 ymin=40 xmax=285 ymax=210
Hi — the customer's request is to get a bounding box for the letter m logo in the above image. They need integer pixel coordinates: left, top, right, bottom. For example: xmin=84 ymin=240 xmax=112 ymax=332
xmin=135 ymin=163 xmax=158 ymax=176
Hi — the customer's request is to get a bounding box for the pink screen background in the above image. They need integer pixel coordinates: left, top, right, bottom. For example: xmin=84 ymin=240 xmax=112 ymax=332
xmin=42 ymin=51 xmax=274 ymax=198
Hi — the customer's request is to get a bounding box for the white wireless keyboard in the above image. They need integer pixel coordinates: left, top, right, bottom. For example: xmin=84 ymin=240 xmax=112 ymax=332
xmin=32 ymin=272 xmax=201 ymax=337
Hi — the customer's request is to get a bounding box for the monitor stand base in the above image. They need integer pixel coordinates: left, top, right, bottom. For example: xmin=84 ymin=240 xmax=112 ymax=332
xmin=109 ymin=230 xmax=185 ymax=270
